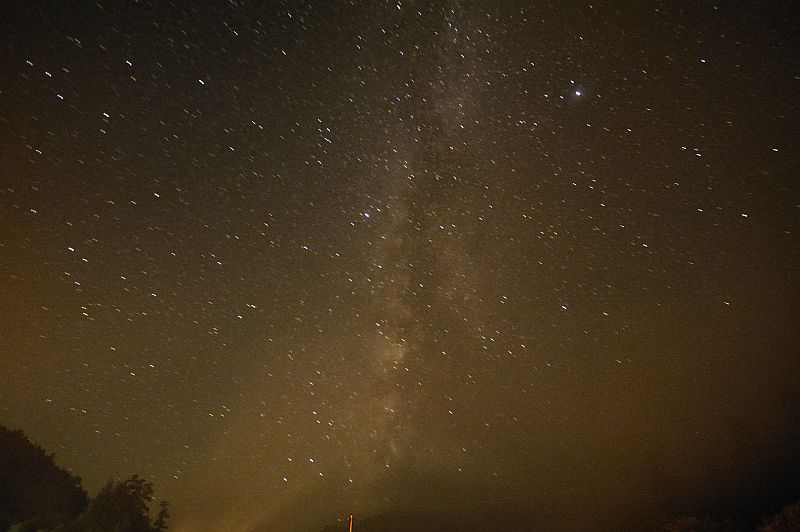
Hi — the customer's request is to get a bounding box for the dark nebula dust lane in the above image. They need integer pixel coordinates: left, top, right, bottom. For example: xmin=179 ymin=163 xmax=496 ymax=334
xmin=1 ymin=2 xmax=799 ymax=531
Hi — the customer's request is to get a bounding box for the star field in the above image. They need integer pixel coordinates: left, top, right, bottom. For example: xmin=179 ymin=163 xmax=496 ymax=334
xmin=1 ymin=2 xmax=799 ymax=530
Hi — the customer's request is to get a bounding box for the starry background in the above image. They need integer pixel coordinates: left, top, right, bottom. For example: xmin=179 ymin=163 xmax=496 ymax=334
xmin=1 ymin=1 xmax=799 ymax=530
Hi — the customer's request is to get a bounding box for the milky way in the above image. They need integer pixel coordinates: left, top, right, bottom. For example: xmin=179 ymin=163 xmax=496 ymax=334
xmin=1 ymin=2 xmax=799 ymax=531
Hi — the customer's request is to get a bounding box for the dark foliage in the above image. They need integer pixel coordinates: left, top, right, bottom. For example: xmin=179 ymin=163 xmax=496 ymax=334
xmin=0 ymin=426 xmax=87 ymax=528
xmin=70 ymin=476 xmax=168 ymax=532
xmin=0 ymin=425 xmax=168 ymax=532
xmin=758 ymin=500 xmax=800 ymax=532
xmin=657 ymin=500 xmax=800 ymax=532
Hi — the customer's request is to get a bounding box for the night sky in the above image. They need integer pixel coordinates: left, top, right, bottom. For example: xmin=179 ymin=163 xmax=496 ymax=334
xmin=1 ymin=1 xmax=799 ymax=531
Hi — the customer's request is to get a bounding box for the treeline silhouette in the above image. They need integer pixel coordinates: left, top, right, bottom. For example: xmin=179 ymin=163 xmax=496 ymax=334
xmin=652 ymin=504 xmax=800 ymax=531
xmin=0 ymin=425 xmax=168 ymax=532
xmin=316 ymin=501 xmax=800 ymax=532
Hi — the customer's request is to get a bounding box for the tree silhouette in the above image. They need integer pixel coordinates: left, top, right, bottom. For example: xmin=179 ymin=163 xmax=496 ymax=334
xmin=0 ymin=425 xmax=168 ymax=531
xmin=71 ymin=475 xmax=168 ymax=532
xmin=152 ymin=500 xmax=169 ymax=531
xmin=0 ymin=425 xmax=87 ymax=529
xmin=758 ymin=500 xmax=800 ymax=532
